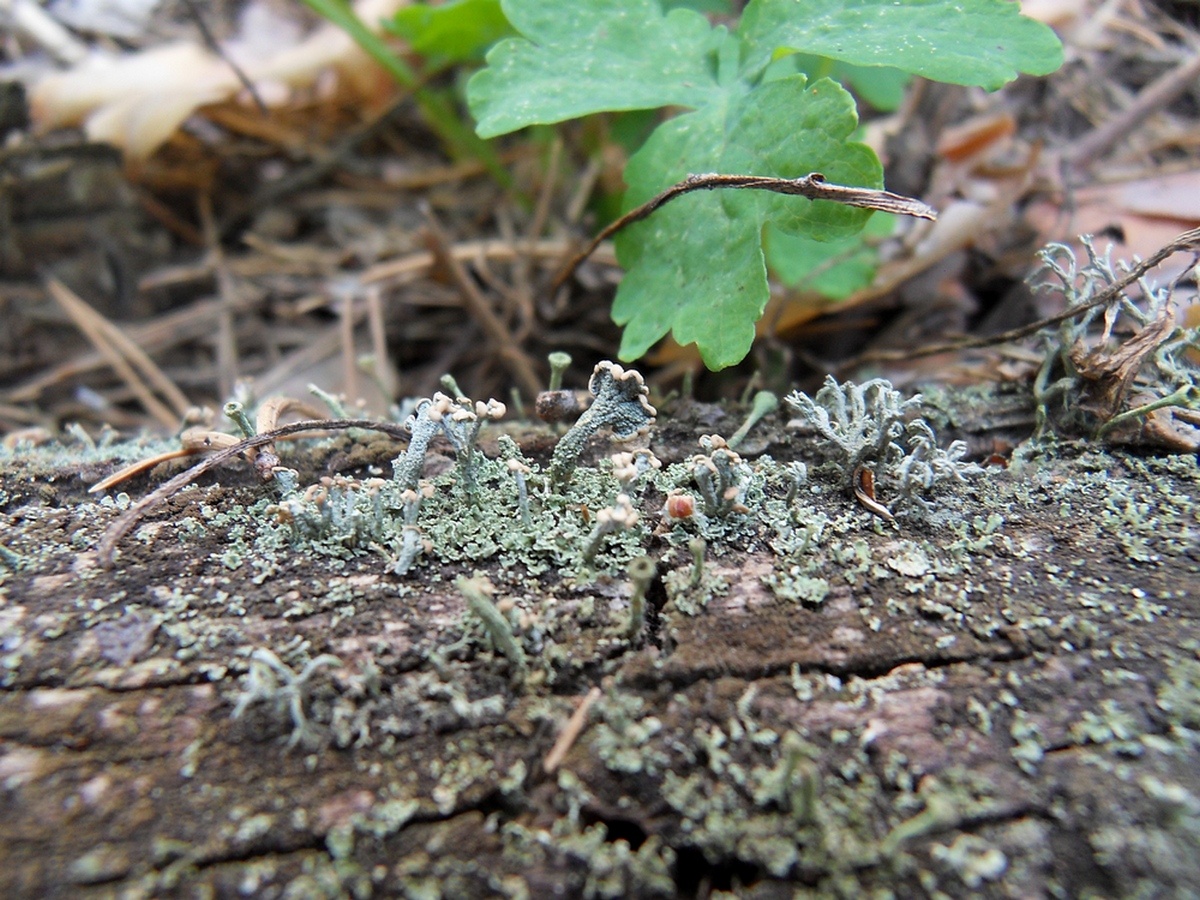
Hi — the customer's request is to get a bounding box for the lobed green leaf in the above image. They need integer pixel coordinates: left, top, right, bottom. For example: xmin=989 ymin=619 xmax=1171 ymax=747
xmin=613 ymin=76 xmax=882 ymax=368
xmin=467 ymin=0 xmax=721 ymax=137
xmin=766 ymin=212 xmax=897 ymax=299
xmin=738 ymin=0 xmax=1064 ymax=89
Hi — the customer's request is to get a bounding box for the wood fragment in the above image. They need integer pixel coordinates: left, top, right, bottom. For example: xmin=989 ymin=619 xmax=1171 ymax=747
xmin=543 ymin=687 xmax=602 ymax=775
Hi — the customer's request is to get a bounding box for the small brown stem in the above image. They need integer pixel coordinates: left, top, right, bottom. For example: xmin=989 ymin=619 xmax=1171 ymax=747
xmin=97 ymin=418 xmax=410 ymax=569
xmin=851 ymin=227 xmax=1200 ymax=367
xmin=551 ymin=172 xmax=937 ymax=291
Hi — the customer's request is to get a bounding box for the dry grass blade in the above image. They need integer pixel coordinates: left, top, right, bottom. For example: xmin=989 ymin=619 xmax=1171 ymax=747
xmin=421 ymin=206 xmax=543 ymax=399
xmin=96 ymin=417 xmax=411 ymax=568
xmin=44 ymin=277 xmax=191 ymax=428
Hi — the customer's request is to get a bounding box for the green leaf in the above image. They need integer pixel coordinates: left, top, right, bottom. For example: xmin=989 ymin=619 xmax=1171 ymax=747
xmin=765 ymin=52 xmax=910 ymax=112
xmin=389 ymin=0 xmax=513 ymax=63
xmin=299 ymin=0 xmax=416 ymax=86
xmin=613 ymin=76 xmax=882 ymax=368
xmin=738 ymin=0 xmax=1064 ymax=89
xmin=766 ymin=212 xmax=896 ymax=299
xmin=838 ymin=63 xmax=909 ymax=113
xmin=664 ymin=0 xmax=732 ymax=12
xmin=467 ymin=0 xmax=722 ymax=137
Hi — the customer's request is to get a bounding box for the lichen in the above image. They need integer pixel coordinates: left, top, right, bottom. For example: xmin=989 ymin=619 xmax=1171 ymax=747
xmin=1028 ymin=237 xmax=1200 ymax=447
xmin=549 ymin=360 xmax=656 ymax=488
xmin=784 ymin=375 xmax=981 ymax=519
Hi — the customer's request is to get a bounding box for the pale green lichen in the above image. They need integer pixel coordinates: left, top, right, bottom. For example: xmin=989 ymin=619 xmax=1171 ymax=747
xmin=1029 ymin=237 xmax=1200 ymax=443
xmin=785 ymin=375 xmax=981 ymax=518
xmin=549 ymin=360 xmax=656 ymax=488
xmin=457 ymin=575 xmax=527 ymax=681
xmin=230 ymin=647 xmax=342 ymax=749
xmin=687 ymin=434 xmax=753 ymax=517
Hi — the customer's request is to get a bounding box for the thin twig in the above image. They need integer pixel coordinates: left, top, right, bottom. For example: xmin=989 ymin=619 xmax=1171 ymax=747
xmin=1063 ymin=51 xmax=1200 ymax=170
xmin=44 ymin=277 xmax=190 ymax=428
xmin=421 ymin=205 xmax=544 ymax=399
xmin=179 ymin=0 xmax=269 ymax=117
xmin=543 ymin=686 xmax=602 ymax=775
xmin=851 ymin=227 xmax=1200 ymax=366
xmin=97 ymin=418 xmax=411 ymax=569
xmin=552 ymin=172 xmax=937 ymax=291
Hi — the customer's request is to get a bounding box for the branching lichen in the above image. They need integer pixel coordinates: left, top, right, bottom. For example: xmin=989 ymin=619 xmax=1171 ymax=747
xmin=786 ymin=376 xmax=980 ymax=518
xmin=231 ymin=648 xmax=342 ymax=749
xmin=550 ymin=361 xmax=656 ymax=488
xmin=1030 ymin=237 xmax=1200 ymax=448
xmin=785 ymin=376 xmax=922 ymax=483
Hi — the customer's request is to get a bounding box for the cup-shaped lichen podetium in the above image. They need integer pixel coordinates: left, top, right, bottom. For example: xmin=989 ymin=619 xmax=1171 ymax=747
xmin=549 ymin=361 xmax=656 ymax=489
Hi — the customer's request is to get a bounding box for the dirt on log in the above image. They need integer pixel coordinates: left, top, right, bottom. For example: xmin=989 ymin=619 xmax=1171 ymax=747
xmin=1 ymin=387 xmax=1198 ymax=899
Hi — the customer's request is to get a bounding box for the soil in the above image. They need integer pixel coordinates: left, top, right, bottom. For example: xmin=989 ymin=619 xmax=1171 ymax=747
xmin=2 ymin=387 xmax=1198 ymax=899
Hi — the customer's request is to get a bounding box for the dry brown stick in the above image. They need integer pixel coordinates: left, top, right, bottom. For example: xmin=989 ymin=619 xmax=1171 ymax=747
xmin=543 ymin=686 xmax=602 ymax=775
xmin=421 ymin=205 xmax=544 ymax=399
xmin=96 ymin=418 xmax=411 ymax=569
xmin=199 ymin=194 xmax=241 ymax=400
xmin=44 ymin=278 xmax=185 ymax=429
xmin=1063 ymin=51 xmax=1200 ymax=170
xmin=551 ymin=172 xmax=938 ymax=291
xmin=853 ymin=226 xmax=1200 ymax=366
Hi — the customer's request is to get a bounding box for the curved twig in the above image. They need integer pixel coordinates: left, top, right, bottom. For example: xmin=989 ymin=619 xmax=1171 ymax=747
xmin=551 ymin=172 xmax=938 ymax=291
xmin=852 ymin=227 xmax=1200 ymax=366
xmin=96 ymin=418 xmax=410 ymax=569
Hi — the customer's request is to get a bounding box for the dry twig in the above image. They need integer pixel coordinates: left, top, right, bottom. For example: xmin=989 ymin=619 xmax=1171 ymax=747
xmin=552 ymin=172 xmax=938 ymax=291
xmin=97 ymin=417 xmax=411 ymax=568
xmin=854 ymin=227 xmax=1200 ymax=366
